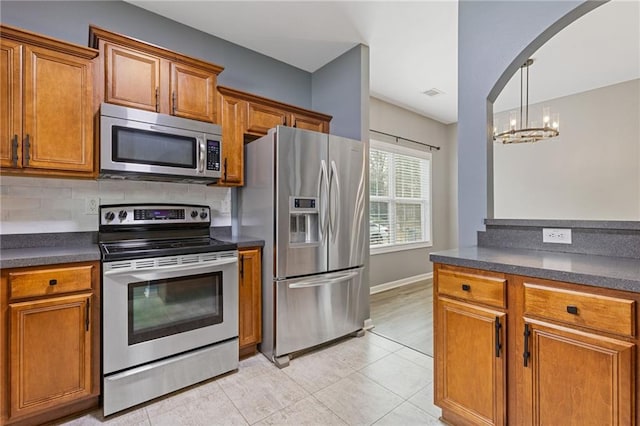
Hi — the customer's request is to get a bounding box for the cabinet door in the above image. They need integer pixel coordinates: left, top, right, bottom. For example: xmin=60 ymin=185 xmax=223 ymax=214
xmin=239 ymin=248 xmax=262 ymax=352
xmin=104 ymin=43 xmax=160 ymax=112
xmin=522 ymin=320 xmax=634 ymax=425
xmin=216 ymin=92 xmax=244 ymax=186
xmin=289 ymin=112 xmax=329 ymax=133
xmin=171 ymin=62 xmax=216 ymax=122
xmin=435 ymin=298 xmax=506 ymax=426
xmin=245 ymin=102 xmax=286 ymax=136
xmin=9 ymin=293 xmax=93 ymax=420
xmin=0 ymin=39 xmax=22 ymax=169
xmin=22 ymin=45 xmax=93 ymax=172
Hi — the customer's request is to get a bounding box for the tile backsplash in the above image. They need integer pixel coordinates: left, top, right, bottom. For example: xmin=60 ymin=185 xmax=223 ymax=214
xmin=0 ymin=176 xmax=231 ymax=234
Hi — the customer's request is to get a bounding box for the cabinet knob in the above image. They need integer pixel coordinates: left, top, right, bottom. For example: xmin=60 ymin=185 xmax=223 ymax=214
xmin=461 ymin=284 xmax=471 ymax=291
xmin=566 ymin=305 xmax=579 ymax=315
xmin=49 ymin=279 xmax=57 ymax=286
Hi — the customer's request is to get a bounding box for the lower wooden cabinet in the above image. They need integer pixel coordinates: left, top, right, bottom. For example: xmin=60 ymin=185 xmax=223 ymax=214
xmin=238 ymin=247 xmax=262 ymax=357
xmin=433 ymin=263 xmax=638 ymax=426
xmin=435 ymin=298 xmax=506 ymax=426
xmin=521 ymin=319 xmax=634 ymax=425
xmin=1 ymin=261 xmax=100 ymax=426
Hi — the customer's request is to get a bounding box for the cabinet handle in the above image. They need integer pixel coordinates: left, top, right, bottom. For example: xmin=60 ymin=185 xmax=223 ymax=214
xmin=49 ymin=279 xmax=57 ymax=286
xmin=11 ymin=134 xmax=19 ymax=167
xmin=24 ymin=134 xmax=31 ymax=166
xmin=495 ymin=316 xmax=502 ymax=358
xmin=85 ymin=298 xmax=91 ymax=332
xmin=155 ymin=87 xmax=159 ymax=112
xmin=224 ymin=158 xmax=228 ymax=181
xmin=566 ymin=305 xmax=578 ymax=315
xmin=461 ymin=284 xmax=471 ymax=291
xmin=172 ymin=91 xmax=176 ymax=115
xmin=240 ymin=254 xmax=244 ymax=280
xmin=523 ymin=324 xmax=531 ymax=367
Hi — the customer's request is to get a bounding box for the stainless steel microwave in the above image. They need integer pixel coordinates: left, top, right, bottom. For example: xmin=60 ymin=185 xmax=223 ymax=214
xmin=100 ymin=103 xmax=222 ymax=183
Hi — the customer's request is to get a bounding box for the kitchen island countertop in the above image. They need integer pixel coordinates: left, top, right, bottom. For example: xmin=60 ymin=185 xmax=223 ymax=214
xmin=430 ymin=246 xmax=640 ymax=293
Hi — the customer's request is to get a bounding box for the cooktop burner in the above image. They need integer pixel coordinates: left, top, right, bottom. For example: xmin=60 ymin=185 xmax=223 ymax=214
xmin=100 ymin=238 xmax=237 ymax=261
xmin=98 ymin=203 xmax=237 ymax=261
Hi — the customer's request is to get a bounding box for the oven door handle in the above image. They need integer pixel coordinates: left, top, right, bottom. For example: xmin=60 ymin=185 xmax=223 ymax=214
xmin=103 ymin=257 xmax=238 ymax=277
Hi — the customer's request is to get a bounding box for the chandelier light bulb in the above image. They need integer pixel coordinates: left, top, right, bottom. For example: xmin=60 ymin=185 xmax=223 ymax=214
xmin=542 ymin=107 xmax=550 ymax=127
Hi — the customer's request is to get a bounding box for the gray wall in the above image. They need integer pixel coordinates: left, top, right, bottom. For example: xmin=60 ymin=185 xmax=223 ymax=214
xmin=457 ymin=0 xmax=602 ymax=246
xmin=368 ymin=98 xmax=457 ymax=288
xmin=1 ymin=0 xmax=310 ymax=106
xmin=312 ymin=44 xmax=370 ymax=140
xmin=494 ymin=79 xmax=640 ymax=220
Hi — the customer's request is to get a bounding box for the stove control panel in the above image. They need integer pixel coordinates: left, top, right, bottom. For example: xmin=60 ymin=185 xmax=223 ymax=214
xmin=100 ymin=204 xmax=210 ymax=226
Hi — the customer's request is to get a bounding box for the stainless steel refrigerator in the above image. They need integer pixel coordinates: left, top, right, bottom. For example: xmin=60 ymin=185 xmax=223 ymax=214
xmin=235 ymin=125 xmax=369 ymax=367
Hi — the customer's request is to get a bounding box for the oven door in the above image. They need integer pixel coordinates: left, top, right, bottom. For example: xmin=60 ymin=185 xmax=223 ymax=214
xmin=102 ymin=253 xmax=238 ymax=374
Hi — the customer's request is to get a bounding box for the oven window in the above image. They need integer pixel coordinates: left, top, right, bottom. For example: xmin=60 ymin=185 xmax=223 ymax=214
xmin=127 ymin=272 xmax=222 ymax=345
xmin=113 ymin=126 xmax=197 ymax=169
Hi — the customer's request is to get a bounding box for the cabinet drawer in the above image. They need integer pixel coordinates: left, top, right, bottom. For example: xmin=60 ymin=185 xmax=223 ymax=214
xmin=9 ymin=265 xmax=94 ymax=300
xmin=437 ymin=269 xmax=506 ymax=308
xmin=524 ymin=283 xmax=636 ymax=337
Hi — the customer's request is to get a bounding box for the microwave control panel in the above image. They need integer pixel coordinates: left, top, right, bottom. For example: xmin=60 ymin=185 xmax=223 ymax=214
xmin=207 ymin=140 xmax=221 ymax=171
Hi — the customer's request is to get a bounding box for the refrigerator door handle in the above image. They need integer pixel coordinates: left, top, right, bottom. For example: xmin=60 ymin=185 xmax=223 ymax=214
xmin=329 ymin=160 xmax=341 ymax=243
xmin=288 ymin=270 xmax=360 ymax=289
xmin=318 ymin=160 xmax=330 ymax=242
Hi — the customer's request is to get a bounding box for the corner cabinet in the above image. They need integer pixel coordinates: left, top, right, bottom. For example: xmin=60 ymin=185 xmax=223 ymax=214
xmin=433 ymin=263 xmax=638 ymax=426
xmin=215 ymin=86 xmax=332 ymax=187
xmin=238 ymin=247 xmax=262 ymax=358
xmin=0 ymin=25 xmax=98 ymax=178
xmin=0 ymin=261 xmax=101 ymax=426
xmin=89 ymin=26 xmax=224 ymax=124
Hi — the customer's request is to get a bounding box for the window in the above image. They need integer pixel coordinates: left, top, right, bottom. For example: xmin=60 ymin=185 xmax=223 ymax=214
xmin=370 ymin=139 xmax=432 ymax=253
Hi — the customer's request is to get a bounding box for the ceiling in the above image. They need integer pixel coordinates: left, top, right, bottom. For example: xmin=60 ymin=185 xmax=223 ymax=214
xmin=127 ymin=1 xmax=638 ymax=125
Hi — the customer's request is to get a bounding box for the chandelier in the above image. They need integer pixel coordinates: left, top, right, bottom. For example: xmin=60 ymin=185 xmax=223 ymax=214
xmin=493 ymin=59 xmax=560 ymax=144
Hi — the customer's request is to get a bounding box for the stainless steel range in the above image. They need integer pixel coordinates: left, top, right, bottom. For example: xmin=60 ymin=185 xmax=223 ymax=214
xmin=98 ymin=203 xmax=238 ymax=416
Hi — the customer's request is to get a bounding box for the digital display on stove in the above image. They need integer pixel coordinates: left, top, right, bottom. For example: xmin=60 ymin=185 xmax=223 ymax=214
xmin=134 ymin=209 xmax=185 ymax=220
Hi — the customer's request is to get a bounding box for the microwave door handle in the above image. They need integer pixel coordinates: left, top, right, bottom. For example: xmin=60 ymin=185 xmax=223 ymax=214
xmin=198 ymin=139 xmax=206 ymax=173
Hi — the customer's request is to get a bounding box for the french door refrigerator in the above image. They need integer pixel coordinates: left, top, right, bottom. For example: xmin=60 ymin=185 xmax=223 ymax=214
xmin=235 ymin=125 xmax=369 ymax=367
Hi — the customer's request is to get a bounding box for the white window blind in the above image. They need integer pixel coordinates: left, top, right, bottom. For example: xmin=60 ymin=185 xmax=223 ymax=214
xmin=369 ymin=139 xmax=432 ymax=253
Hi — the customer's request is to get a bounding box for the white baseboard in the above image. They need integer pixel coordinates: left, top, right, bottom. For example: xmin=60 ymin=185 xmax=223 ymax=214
xmin=370 ymin=272 xmax=433 ymax=295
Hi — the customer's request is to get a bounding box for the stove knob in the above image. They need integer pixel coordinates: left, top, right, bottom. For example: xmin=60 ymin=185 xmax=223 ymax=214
xmin=191 ymin=210 xmax=199 ymax=218
xmin=118 ymin=210 xmax=128 ymax=220
xmin=199 ymin=211 xmax=208 ymax=220
xmin=104 ymin=211 xmax=115 ymax=222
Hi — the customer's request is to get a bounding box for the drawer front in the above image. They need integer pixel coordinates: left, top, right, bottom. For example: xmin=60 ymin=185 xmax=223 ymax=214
xmin=524 ymin=283 xmax=636 ymax=337
xmin=438 ymin=269 xmax=506 ymax=308
xmin=9 ymin=265 xmax=94 ymax=300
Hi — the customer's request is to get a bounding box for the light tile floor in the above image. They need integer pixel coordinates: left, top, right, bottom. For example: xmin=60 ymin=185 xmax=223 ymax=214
xmin=57 ymin=332 xmax=444 ymax=426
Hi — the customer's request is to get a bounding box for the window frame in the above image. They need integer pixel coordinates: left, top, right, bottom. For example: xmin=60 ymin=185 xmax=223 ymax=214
xmin=369 ymin=138 xmax=433 ymax=255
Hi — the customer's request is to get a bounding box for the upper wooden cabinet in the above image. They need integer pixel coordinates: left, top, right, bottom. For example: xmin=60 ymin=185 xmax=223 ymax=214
xmin=215 ymin=85 xmax=332 ymax=187
xmin=89 ymin=26 xmax=223 ymax=123
xmin=0 ymin=25 xmax=98 ymax=178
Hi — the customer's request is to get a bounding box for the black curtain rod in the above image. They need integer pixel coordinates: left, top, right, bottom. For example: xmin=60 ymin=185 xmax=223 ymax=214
xmin=369 ymin=129 xmax=441 ymax=151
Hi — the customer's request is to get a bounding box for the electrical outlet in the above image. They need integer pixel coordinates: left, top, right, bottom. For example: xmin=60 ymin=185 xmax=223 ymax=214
xmin=542 ymin=228 xmax=572 ymax=244
xmin=85 ymin=197 xmax=99 ymax=215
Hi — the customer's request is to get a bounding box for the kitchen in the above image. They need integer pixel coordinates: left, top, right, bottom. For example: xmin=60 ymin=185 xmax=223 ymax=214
xmin=1 ymin=1 xmax=640 ymax=425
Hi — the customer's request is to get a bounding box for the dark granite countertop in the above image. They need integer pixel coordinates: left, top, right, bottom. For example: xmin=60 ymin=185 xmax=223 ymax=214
xmin=430 ymin=246 xmax=640 ymax=293
xmin=210 ymin=228 xmax=264 ymax=249
xmin=0 ymin=245 xmax=101 ymax=269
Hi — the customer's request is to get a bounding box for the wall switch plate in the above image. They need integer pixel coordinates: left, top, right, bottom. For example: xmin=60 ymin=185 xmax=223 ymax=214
xmin=542 ymin=228 xmax=572 ymax=244
xmin=85 ymin=197 xmax=99 ymax=215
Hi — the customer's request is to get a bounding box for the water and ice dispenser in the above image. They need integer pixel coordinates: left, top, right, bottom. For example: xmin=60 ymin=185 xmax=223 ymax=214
xmin=289 ymin=197 xmax=319 ymax=245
